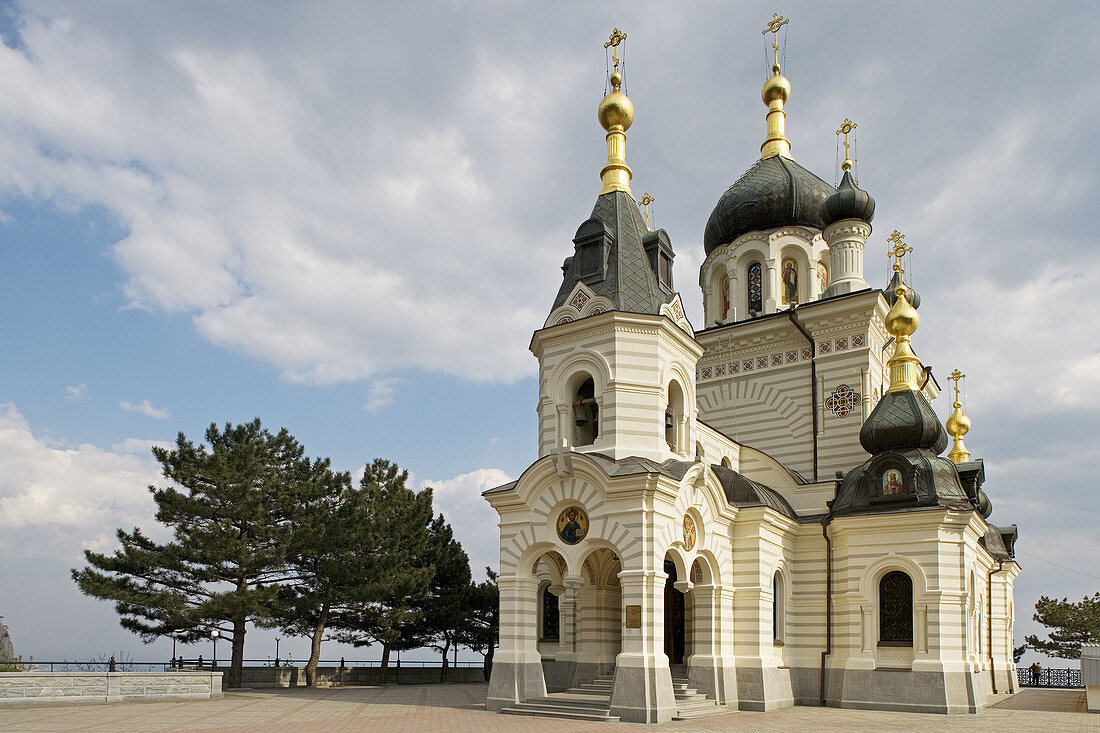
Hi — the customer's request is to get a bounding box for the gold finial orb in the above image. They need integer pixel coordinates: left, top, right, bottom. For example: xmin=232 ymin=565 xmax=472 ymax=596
xmin=761 ymin=72 xmax=791 ymax=105
xmin=946 ymin=405 xmax=971 ymax=437
xmin=884 ymin=283 xmax=920 ymax=337
xmin=598 ymin=89 xmax=634 ymax=132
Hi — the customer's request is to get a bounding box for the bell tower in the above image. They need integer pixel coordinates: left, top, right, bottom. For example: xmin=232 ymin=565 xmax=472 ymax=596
xmin=533 ymin=30 xmax=701 ymax=469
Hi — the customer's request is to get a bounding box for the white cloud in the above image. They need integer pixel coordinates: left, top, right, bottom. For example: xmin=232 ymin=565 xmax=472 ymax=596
xmin=64 ymin=383 xmax=86 ymax=401
xmin=119 ymin=399 xmax=170 ymax=420
xmin=421 ymin=468 xmax=512 ymax=577
xmin=0 ymin=403 xmax=164 ymax=559
xmin=362 ymin=377 xmax=406 ymax=415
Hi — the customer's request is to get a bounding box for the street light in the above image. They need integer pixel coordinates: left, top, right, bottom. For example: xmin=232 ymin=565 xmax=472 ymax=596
xmin=170 ymin=632 xmax=179 ymax=668
xmin=210 ymin=629 xmax=219 ymax=668
xmin=275 ymin=636 xmax=281 ymax=668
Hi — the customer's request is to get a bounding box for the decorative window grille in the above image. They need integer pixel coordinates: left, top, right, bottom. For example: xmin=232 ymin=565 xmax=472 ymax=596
xmin=748 ymin=263 xmax=763 ymax=314
xmin=541 ymin=585 xmax=559 ymax=640
xmin=879 ymin=571 xmax=913 ymax=644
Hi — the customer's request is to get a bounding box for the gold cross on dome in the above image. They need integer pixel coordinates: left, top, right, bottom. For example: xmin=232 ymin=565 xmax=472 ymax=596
xmin=836 ymin=118 xmax=857 ymax=161
xmin=604 ymin=28 xmax=627 ymax=68
xmin=638 ymin=193 xmax=655 ymax=229
xmin=887 ymin=230 xmax=912 ymax=274
xmin=762 ymin=13 xmax=789 ymax=67
xmin=948 ymin=369 xmax=965 ymax=403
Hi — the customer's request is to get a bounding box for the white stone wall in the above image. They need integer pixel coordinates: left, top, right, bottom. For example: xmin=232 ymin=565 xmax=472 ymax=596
xmin=0 ymin=671 xmax=223 ymax=705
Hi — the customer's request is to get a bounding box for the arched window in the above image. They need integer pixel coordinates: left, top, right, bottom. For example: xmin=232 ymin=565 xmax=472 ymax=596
xmin=879 ymin=571 xmax=913 ymax=645
xmin=773 ymin=570 xmax=785 ymax=644
xmin=572 ymin=376 xmax=598 ymax=446
xmin=541 ymin=584 xmax=559 ymax=641
xmin=748 ymin=262 xmax=763 ymax=314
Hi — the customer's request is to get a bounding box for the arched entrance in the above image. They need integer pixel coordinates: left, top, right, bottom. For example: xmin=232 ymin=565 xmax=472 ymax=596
xmin=664 ymin=559 xmax=685 ymax=664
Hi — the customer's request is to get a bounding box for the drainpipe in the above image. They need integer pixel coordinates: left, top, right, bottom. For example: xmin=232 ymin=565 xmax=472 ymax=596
xmin=788 ymin=310 xmax=818 ymax=482
xmin=987 ymin=560 xmax=1003 ymax=693
xmin=819 ymin=513 xmax=834 ymax=705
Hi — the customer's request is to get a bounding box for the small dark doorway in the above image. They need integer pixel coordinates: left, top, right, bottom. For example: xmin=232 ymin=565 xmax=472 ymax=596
xmin=663 ymin=559 xmax=685 ymax=664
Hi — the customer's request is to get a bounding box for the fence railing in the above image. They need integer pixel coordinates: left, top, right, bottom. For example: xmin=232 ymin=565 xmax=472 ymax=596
xmin=0 ymin=658 xmax=483 ymax=673
xmin=1016 ymin=667 xmax=1083 ymax=688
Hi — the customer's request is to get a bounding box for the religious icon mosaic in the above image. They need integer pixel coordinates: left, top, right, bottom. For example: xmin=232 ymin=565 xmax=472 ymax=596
xmin=682 ymin=515 xmax=696 ymax=550
xmin=781 ymin=258 xmax=798 ymax=305
xmin=556 ymin=505 xmax=589 ymax=545
xmin=882 ymin=469 xmax=904 ymax=496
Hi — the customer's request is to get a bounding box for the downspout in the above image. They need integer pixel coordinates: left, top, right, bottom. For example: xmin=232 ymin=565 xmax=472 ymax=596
xmin=987 ymin=560 xmax=1003 ymax=693
xmin=819 ymin=513 xmax=833 ymax=706
xmin=788 ymin=310 xmax=818 ymax=481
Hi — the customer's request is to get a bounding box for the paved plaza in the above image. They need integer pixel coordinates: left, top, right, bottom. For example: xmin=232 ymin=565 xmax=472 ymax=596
xmin=0 ymin=683 xmax=1095 ymax=732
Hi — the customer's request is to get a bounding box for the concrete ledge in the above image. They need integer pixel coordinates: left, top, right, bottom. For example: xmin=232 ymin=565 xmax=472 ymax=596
xmin=0 ymin=671 xmax=222 ymax=706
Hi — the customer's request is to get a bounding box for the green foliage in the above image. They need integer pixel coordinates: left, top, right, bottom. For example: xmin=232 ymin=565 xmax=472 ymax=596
xmin=458 ymin=568 xmax=499 ymax=680
xmin=1013 ymin=644 xmax=1027 ymax=664
xmin=72 ymin=419 xmax=334 ymax=687
xmin=330 ymin=460 xmax=437 ymax=663
xmin=274 ymin=458 xmax=433 ymax=685
xmin=0 ymin=655 xmax=30 ymax=672
xmin=1024 ymin=592 xmax=1100 ymax=659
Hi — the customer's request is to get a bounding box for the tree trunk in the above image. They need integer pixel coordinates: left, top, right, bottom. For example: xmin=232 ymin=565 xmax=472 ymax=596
xmin=305 ymin=592 xmax=331 ymax=687
xmin=380 ymin=644 xmax=391 ymax=685
xmin=440 ymin=638 xmax=449 ymax=683
xmin=483 ymin=642 xmax=494 ymax=681
xmin=229 ymin=615 xmax=246 ymax=689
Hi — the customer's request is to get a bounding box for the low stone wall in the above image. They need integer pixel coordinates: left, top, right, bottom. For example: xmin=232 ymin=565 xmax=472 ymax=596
xmin=0 ymin=671 xmax=223 ymax=705
xmin=237 ymin=665 xmax=485 ymax=688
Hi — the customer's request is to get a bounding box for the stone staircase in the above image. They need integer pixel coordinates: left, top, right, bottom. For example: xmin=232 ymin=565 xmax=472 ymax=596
xmin=499 ymin=673 xmax=619 ymax=721
xmin=500 ymin=668 xmax=728 ymax=722
xmin=669 ymin=665 xmax=727 ymax=720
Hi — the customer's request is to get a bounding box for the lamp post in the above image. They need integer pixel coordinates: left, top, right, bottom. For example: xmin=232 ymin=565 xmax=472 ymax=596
xmin=210 ymin=629 xmax=219 ymax=668
xmin=170 ymin=632 xmax=179 ymax=667
xmin=275 ymin=636 xmax=281 ymax=668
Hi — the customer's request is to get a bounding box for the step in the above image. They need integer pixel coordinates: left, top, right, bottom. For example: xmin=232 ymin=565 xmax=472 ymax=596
xmin=528 ymin=695 xmax=613 ymax=711
xmin=674 ymin=691 xmax=707 ymax=702
xmin=500 ymin=706 xmax=620 ymax=722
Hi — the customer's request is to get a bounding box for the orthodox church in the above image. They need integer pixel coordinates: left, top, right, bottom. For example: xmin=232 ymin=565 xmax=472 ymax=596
xmin=483 ymin=23 xmax=1019 ymax=722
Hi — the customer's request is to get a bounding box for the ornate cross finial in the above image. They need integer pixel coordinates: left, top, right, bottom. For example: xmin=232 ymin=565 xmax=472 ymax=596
xmin=948 ymin=369 xmax=965 ymax=404
xmin=887 ymin=230 xmax=912 ymax=274
xmin=638 ymin=193 xmax=655 ymax=229
xmin=762 ymin=13 xmax=789 ymax=68
xmin=836 ymin=118 xmax=856 ymax=162
xmin=605 ymin=28 xmax=627 ymax=70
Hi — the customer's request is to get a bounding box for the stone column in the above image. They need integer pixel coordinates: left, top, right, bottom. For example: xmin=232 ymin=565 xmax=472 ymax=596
xmin=764 ymin=259 xmax=778 ymax=314
xmin=687 ymin=583 xmax=738 ymax=706
xmin=611 ymin=568 xmax=677 ymax=723
xmin=487 ymin=575 xmax=547 ymax=711
xmin=726 ymin=271 xmax=739 ymax=323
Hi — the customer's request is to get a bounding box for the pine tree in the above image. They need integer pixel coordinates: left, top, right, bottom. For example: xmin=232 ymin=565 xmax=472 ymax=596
xmin=418 ymin=515 xmax=473 ymax=681
xmin=459 ymin=568 xmax=499 ymax=681
xmin=277 ymin=459 xmax=433 ymax=686
xmin=72 ymin=419 xmax=332 ymax=688
xmin=1025 ymin=592 xmax=1100 ymax=659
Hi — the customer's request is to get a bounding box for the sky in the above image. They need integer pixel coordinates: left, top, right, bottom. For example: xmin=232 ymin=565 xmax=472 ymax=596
xmin=0 ymin=0 xmax=1097 ymax=669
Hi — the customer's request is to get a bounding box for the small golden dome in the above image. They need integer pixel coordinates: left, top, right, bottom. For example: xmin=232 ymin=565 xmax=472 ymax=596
xmin=761 ymin=69 xmax=791 ymax=105
xmin=598 ymin=90 xmax=634 ymax=132
xmin=946 ymin=403 xmax=971 ymax=437
xmin=884 ymin=283 xmax=920 ymax=337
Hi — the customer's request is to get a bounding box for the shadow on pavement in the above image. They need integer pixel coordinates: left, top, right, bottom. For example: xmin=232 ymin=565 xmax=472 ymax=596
xmin=990 ymin=688 xmax=1086 ymax=713
xmin=229 ymin=682 xmax=490 ymax=711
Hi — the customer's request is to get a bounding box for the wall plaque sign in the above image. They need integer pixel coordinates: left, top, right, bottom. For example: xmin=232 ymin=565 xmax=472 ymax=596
xmin=625 ymin=605 xmax=642 ymax=629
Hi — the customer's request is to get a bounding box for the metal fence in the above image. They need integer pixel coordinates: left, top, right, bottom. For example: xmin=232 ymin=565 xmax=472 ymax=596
xmin=1016 ymin=667 xmax=1083 ymax=688
xmin=0 ymin=658 xmax=483 ymax=673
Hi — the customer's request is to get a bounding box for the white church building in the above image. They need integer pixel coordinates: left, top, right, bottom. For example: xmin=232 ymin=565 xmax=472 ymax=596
xmin=483 ymin=25 xmax=1019 ymax=723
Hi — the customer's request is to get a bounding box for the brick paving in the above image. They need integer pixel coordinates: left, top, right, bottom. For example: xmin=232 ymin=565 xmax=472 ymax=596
xmin=0 ymin=684 xmax=1096 ymax=732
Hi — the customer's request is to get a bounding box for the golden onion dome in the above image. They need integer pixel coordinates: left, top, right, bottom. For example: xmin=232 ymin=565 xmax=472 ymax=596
xmin=885 ymin=283 xmax=920 ymax=337
xmin=598 ymin=72 xmax=634 ymax=132
xmin=761 ymin=65 xmax=791 ymax=105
